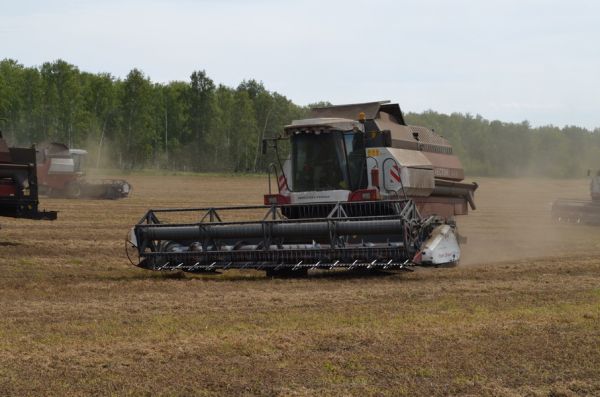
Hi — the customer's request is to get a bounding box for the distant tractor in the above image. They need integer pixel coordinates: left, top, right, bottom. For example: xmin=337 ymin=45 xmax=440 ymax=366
xmin=37 ymin=142 xmax=131 ymax=199
xmin=0 ymin=132 xmax=56 ymax=221
xmin=552 ymin=170 xmax=600 ymax=224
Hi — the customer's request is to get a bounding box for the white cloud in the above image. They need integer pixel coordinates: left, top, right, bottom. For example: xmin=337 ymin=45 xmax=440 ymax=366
xmin=1 ymin=0 xmax=599 ymax=128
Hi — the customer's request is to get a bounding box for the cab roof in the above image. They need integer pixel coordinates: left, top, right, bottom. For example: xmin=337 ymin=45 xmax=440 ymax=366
xmin=310 ymin=101 xmax=406 ymax=125
xmin=284 ymin=118 xmax=364 ymax=135
xmin=69 ymin=149 xmax=88 ymax=155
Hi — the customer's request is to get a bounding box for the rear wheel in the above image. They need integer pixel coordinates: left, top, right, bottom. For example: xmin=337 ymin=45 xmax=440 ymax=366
xmin=104 ymin=186 xmax=119 ymax=199
xmin=65 ymin=182 xmax=82 ymax=199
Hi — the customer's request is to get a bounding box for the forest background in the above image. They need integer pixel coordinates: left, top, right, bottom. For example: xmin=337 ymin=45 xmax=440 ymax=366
xmin=1 ymin=59 xmax=598 ymax=177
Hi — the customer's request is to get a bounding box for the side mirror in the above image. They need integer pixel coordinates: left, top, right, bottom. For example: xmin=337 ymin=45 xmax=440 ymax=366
xmin=382 ymin=130 xmax=392 ymax=147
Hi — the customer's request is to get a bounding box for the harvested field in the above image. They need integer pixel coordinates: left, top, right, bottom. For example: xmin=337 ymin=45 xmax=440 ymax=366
xmin=1 ymin=175 xmax=599 ymax=396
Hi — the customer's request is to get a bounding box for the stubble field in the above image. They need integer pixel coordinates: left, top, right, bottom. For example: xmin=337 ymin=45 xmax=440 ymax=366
xmin=1 ymin=175 xmax=599 ymax=396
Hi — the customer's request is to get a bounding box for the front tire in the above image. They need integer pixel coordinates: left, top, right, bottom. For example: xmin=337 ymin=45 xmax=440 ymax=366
xmin=65 ymin=182 xmax=82 ymax=199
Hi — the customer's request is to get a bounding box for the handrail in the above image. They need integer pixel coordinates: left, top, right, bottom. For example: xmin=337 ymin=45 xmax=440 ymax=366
xmin=267 ymin=162 xmax=279 ymax=195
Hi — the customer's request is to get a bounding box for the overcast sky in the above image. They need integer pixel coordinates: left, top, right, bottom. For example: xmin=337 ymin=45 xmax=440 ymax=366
xmin=2 ymin=0 xmax=599 ymax=128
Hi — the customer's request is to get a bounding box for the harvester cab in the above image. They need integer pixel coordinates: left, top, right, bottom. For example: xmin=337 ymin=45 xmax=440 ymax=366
xmin=128 ymin=101 xmax=478 ymax=276
xmin=69 ymin=149 xmax=87 ymax=175
xmin=264 ymin=118 xmax=370 ymax=205
xmin=265 ymin=102 xmax=477 ymax=219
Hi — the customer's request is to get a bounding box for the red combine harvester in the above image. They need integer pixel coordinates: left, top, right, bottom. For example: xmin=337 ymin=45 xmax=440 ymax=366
xmin=128 ymin=101 xmax=477 ymax=276
xmin=37 ymin=142 xmax=131 ymax=199
xmin=0 ymin=132 xmax=56 ymax=221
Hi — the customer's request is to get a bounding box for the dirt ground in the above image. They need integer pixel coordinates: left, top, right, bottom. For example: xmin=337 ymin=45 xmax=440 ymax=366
xmin=1 ymin=175 xmax=599 ymax=396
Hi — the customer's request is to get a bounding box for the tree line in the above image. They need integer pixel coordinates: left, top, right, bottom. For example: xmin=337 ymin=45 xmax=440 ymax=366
xmin=1 ymin=58 xmax=598 ymax=177
xmin=405 ymin=112 xmax=600 ymax=177
xmin=0 ymin=59 xmax=306 ymax=172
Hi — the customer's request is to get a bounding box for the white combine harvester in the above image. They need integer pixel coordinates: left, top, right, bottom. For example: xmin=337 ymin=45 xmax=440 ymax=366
xmin=128 ymin=101 xmax=477 ymax=276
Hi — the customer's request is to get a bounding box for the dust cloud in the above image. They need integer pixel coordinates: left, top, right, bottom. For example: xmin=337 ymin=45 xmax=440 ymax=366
xmin=82 ymin=135 xmax=122 ymax=174
xmin=458 ymin=177 xmax=600 ymax=265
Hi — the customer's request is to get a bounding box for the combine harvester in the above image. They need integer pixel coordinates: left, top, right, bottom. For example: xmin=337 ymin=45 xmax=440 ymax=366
xmin=128 ymin=101 xmax=477 ymax=276
xmin=0 ymin=132 xmax=56 ymax=221
xmin=37 ymin=142 xmax=131 ymax=199
xmin=552 ymin=171 xmax=600 ymax=224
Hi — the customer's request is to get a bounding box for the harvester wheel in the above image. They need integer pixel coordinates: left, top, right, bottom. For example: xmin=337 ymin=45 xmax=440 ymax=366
xmin=65 ymin=182 xmax=82 ymax=199
xmin=102 ymin=186 xmax=117 ymax=199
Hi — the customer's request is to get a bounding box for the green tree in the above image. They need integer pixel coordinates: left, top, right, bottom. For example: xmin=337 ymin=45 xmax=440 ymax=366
xmin=230 ymin=89 xmax=258 ymax=172
xmin=119 ymin=68 xmax=156 ymax=168
xmin=79 ymin=72 xmax=118 ymax=166
xmin=161 ymin=81 xmax=189 ymax=169
xmin=39 ymin=59 xmax=82 ymax=146
xmin=3 ymin=58 xmax=600 ymax=176
xmin=186 ymin=70 xmax=215 ymax=168
xmin=0 ymin=59 xmax=26 ymax=141
xmin=209 ymin=85 xmax=235 ymax=170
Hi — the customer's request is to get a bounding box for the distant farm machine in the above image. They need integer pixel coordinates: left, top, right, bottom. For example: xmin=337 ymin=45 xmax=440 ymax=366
xmin=0 ymin=128 xmax=56 ymax=221
xmin=552 ymin=171 xmax=600 ymax=224
xmin=37 ymin=142 xmax=131 ymax=199
xmin=128 ymin=101 xmax=478 ymax=276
